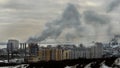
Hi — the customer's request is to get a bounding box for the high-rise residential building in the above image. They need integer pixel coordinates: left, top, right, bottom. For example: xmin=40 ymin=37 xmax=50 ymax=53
xmin=85 ymin=48 xmax=91 ymax=59
xmin=28 ymin=43 xmax=103 ymax=62
xmin=51 ymin=48 xmax=56 ymax=60
xmin=70 ymin=43 xmax=103 ymax=59
xmin=38 ymin=50 xmax=44 ymax=61
xmin=70 ymin=45 xmax=86 ymax=59
xmin=90 ymin=42 xmax=103 ymax=58
xmin=7 ymin=39 xmax=19 ymax=52
xmin=63 ymin=49 xmax=71 ymax=60
xmin=29 ymin=43 xmax=39 ymax=56
xmin=45 ymin=48 xmax=52 ymax=61
xmin=95 ymin=42 xmax=103 ymax=58
xmin=55 ymin=48 xmax=63 ymax=61
xmin=38 ymin=47 xmax=63 ymax=61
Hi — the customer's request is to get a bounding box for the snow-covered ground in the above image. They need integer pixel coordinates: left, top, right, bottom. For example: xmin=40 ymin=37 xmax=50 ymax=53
xmin=100 ymin=63 xmax=112 ymax=68
xmin=1 ymin=58 xmax=120 ymax=68
xmin=64 ymin=60 xmax=115 ymax=68
xmin=65 ymin=63 xmax=111 ymax=68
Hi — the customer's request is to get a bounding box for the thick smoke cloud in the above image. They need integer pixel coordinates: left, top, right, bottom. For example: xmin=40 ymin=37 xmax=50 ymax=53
xmin=65 ymin=33 xmax=76 ymax=41
xmin=83 ymin=10 xmax=111 ymax=41
xmin=27 ymin=1 xmax=120 ymax=43
xmin=27 ymin=4 xmax=84 ymax=43
xmin=83 ymin=10 xmax=110 ymax=25
xmin=107 ymin=0 xmax=120 ymax=12
xmin=1 ymin=0 xmax=120 ymax=44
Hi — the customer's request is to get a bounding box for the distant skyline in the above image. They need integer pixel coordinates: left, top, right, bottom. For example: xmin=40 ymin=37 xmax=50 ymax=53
xmin=0 ymin=0 xmax=120 ymax=43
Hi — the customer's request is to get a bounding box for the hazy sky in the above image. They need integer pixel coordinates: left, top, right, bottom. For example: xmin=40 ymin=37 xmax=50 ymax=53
xmin=0 ymin=0 xmax=120 ymax=43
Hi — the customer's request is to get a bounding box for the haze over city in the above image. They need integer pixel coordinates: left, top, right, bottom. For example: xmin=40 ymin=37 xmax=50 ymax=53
xmin=0 ymin=0 xmax=120 ymax=44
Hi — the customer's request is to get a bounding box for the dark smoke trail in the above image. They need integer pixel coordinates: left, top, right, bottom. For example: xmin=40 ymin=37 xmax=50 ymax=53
xmin=27 ymin=4 xmax=83 ymax=43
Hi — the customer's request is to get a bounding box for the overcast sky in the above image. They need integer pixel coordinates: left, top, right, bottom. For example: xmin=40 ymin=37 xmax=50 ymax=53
xmin=0 ymin=0 xmax=120 ymax=43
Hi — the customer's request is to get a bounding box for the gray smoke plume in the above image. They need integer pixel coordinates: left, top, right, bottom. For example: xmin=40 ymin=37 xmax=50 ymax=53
xmin=27 ymin=4 xmax=83 ymax=43
xmin=66 ymin=33 xmax=76 ymax=41
xmin=83 ymin=10 xmax=110 ymax=25
xmin=107 ymin=0 xmax=120 ymax=12
xmin=83 ymin=10 xmax=111 ymax=41
xmin=105 ymin=0 xmax=120 ymax=39
xmin=27 ymin=1 xmax=120 ymax=43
